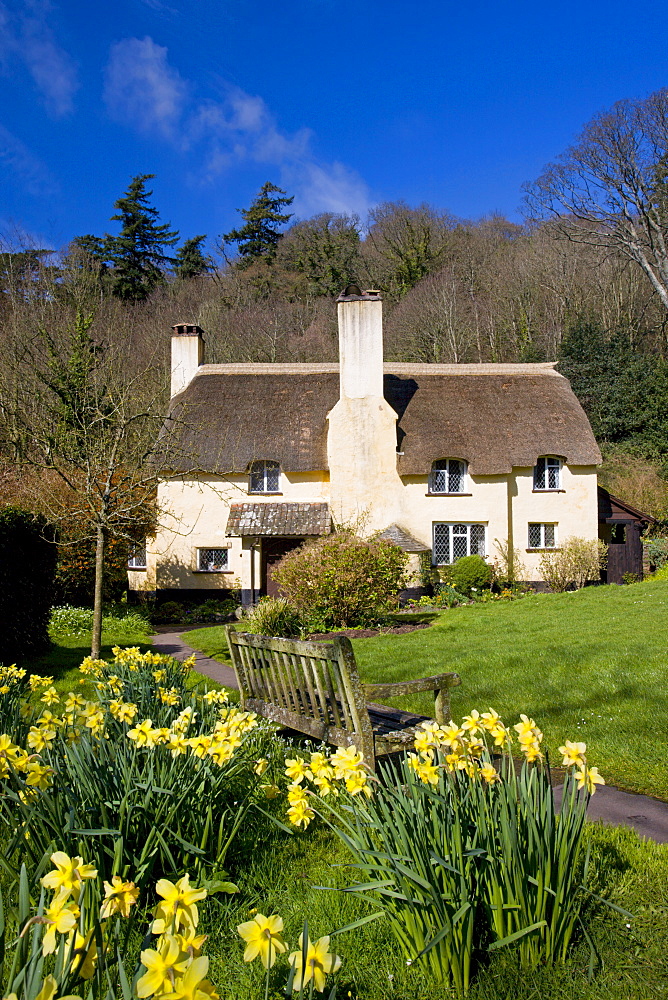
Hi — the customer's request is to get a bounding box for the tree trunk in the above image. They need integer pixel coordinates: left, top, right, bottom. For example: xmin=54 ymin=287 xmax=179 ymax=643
xmin=91 ymin=524 xmax=106 ymax=658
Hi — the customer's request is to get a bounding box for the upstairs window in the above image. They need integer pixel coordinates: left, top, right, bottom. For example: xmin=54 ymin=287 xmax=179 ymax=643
xmin=533 ymin=456 xmax=561 ymax=491
xmin=429 ymin=459 xmax=466 ymax=494
xmin=249 ymin=460 xmax=281 ymax=494
xmin=433 ymin=523 xmax=486 ymax=565
xmin=127 ymin=542 xmax=147 ymax=569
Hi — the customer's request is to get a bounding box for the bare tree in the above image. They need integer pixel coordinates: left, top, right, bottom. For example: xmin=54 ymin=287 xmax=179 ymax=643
xmin=0 ymin=298 xmax=168 ymax=658
xmin=524 ymin=89 xmax=668 ymax=313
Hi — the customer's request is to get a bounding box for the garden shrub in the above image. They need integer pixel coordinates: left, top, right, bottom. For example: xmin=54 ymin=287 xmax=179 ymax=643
xmin=539 ymin=537 xmax=607 ymax=592
xmin=242 ymin=596 xmax=302 ymax=637
xmin=449 ymin=553 xmax=494 ymax=596
xmin=0 ymin=507 xmax=56 ymax=661
xmin=49 ymin=604 xmax=151 ymax=640
xmin=272 ymin=531 xmax=409 ymax=629
xmin=645 ymin=534 xmax=668 ymax=570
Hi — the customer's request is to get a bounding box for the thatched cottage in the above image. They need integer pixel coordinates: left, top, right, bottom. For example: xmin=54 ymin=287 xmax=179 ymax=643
xmin=129 ymin=288 xmax=602 ymax=603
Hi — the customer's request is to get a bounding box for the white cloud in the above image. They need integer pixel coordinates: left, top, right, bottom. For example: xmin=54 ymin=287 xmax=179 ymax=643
xmin=104 ymin=37 xmax=373 ymax=217
xmin=104 ymin=36 xmax=189 ymax=138
xmin=0 ymin=1 xmax=78 ymax=117
xmin=0 ymin=122 xmax=55 ymax=195
xmin=286 ymin=160 xmax=372 ymax=219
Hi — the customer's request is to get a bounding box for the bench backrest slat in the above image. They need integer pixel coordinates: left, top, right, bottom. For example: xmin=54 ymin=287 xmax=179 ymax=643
xmin=225 ymin=628 xmax=372 ymax=740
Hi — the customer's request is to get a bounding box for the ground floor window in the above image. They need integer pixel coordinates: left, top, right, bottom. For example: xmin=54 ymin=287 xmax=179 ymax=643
xmin=127 ymin=541 xmax=147 ymax=569
xmin=528 ymin=523 xmax=557 ymax=549
xmin=197 ymin=548 xmax=229 ymax=572
xmin=433 ymin=523 xmax=486 ymax=565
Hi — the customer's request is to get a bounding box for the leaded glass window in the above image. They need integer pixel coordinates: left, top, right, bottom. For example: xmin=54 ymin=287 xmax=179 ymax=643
xmin=533 ymin=457 xmax=561 ymax=490
xmin=528 ymin=524 xmax=556 ymax=549
xmin=249 ymin=460 xmax=281 ymax=493
xmin=128 ymin=542 xmax=147 ymax=569
xmin=432 ymin=523 xmax=487 ymax=565
xmin=429 ymin=459 xmax=466 ymax=494
xmin=197 ymin=548 xmax=228 ymax=571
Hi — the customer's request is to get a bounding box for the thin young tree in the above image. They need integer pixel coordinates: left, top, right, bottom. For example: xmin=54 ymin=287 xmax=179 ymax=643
xmin=0 ymin=309 xmax=167 ymax=657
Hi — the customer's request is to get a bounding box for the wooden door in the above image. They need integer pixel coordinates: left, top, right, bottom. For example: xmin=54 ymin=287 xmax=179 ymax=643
xmin=606 ymin=521 xmax=643 ymax=583
xmin=262 ymin=538 xmax=304 ymax=597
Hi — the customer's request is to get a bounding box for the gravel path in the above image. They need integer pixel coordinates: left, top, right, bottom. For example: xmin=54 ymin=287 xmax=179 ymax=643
xmin=153 ymin=627 xmax=668 ymax=844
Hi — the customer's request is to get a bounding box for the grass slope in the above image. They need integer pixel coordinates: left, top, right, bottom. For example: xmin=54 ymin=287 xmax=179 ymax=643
xmin=188 ymin=580 xmax=668 ymax=799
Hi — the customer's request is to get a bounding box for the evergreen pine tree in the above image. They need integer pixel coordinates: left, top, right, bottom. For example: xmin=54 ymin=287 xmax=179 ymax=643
xmin=105 ymin=174 xmax=179 ymax=300
xmin=174 ymin=235 xmax=211 ymax=279
xmin=222 ymin=182 xmax=294 ymax=268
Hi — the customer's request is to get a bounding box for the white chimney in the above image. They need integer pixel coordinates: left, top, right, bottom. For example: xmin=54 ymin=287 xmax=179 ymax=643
xmin=171 ymin=323 xmax=204 ymax=397
xmin=327 ymin=287 xmax=403 ymax=531
xmin=337 ymin=287 xmax=383 ymax=399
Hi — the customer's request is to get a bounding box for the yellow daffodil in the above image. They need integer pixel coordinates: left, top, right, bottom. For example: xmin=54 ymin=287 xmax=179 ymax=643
xmin=575 ymin=765 xmax=605 ymax=794
xmin=152 ymin=875 xmax=207 ymax=935
xmin=127 ymin=719 xmax=157 ymax=747
xmin=29 ymin=674 xmax=54 ymax=691
xmin=438 ymin=721 xmax=464 ymax=749
xmin=159 ymin=687 xmax=180 ymax=706
xmin=100 ymin=876 xmax=140 ymax=918
xmin=461 ymin=709 xmax=483 ymax=735
xmin=27 ymin=727 xmax=56 ymax=752
xmin=32 ymin=974 xmax=82 ymax=1000
xmin=137 ymin=936 xmax=189 ymax=998
xmin=41 ymin=897 xmax=80 ymax=955
xmin=237 ymin=913 xmax=286 ymax=968
xmin=287 ymin=782 xmax=308 ymax=805
xmin=168 ymin=733 xmax=190 ymax=756
xmin=253 ymin=757 xmax=269 ymax=775
xmin=287 ymin=799 xmax=315 ymax=829
xmin=329 ymin=746 xmax=364 ymax=778
xmin=64 ymin=692 xmax=86 ymax=713
xmin=479 ymin=763 xmax=500 ymax=783
xmin=559 ymin=740 xmax=587 ymax=767
xmin=285 ymin=756 xmax=309 ymax=783
xmin=289 ymin=934 xmax=341 ymax=993
xmin=160 ymin=955 xmax=217 ymax=1000
xmin=24 ymin=761 xmax=54 ymax=790
xmin=68 ymin=929 xmax=98 ymax=979
xmin=41 ymin=852 xmax=98 ymax=897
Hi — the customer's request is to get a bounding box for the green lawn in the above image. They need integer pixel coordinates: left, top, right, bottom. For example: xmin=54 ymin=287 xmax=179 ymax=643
xmin=203 ymin=821 xmax=668 ymax=1000
xmin=187 ymin=579 xmax=668 ymax=800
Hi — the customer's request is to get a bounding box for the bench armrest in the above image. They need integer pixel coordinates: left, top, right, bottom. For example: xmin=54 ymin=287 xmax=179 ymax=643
xmin=364 ymin=672 xmax=461 ymax=725
xmin=363 ymin=672 xmax=461 ymax=699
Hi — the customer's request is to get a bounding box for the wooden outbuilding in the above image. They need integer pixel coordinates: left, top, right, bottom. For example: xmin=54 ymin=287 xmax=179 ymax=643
xmin=598 ymin=487 xmax=657 ymax=584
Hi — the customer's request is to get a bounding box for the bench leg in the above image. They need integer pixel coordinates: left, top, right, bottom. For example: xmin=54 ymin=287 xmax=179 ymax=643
xmin=434 ymin=689 xmax=450 ymax=725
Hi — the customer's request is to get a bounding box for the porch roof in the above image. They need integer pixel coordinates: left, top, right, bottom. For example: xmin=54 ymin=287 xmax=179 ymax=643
xmin=226 ymin=502 xmax=332 ymax=537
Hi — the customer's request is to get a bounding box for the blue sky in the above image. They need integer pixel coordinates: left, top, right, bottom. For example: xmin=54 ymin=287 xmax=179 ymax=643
xmin=2 ymin=0 xmax=668 ymax=252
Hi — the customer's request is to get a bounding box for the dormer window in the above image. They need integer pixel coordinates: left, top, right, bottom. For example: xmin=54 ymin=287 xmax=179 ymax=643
xmin=429 ymin=459 xmax=466 ymax=494
xmin=249 ymin=460 xmax=281 ymax=494
xmin=533 ymin=457 xmax=562 ymax=491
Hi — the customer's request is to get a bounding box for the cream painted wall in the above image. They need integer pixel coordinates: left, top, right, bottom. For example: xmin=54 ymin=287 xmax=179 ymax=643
xmin=511 ymin=464 xmax=599 ymax=579
xmin=145 ymin=470 xmax=331 ymax=593
xmin=135 ymin=460 xmax=599 ymax=595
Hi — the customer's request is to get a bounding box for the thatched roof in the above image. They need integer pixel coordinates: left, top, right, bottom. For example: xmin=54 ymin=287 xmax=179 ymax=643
xmin=159 ymin=362 xmax=600 ymax=476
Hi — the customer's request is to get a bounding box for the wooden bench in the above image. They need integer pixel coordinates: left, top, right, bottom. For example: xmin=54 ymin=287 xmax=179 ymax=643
xmin=224 ymin=626 xmax=461 ymax=769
